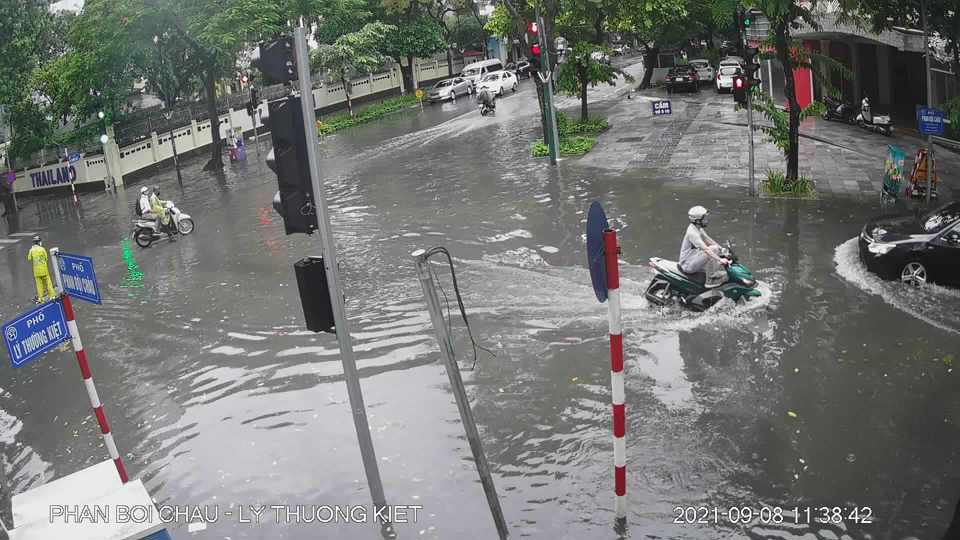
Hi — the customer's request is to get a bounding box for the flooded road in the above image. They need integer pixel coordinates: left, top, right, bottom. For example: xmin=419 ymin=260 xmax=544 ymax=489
xmin=1 ymin=77 xmax=959 ymax=540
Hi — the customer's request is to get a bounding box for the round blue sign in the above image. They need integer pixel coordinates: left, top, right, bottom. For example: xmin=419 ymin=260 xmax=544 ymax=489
xmin=585 ymin=201 xmax=609 ymax=302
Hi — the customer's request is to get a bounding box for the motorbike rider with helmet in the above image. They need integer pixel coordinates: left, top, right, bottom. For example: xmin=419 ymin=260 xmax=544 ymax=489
xmin=149 ymin=185 xmax=174 ymax=239
xmin=476 ymin=88 xmax=496 ymax=114
xmin=679 ymin=206 xmax=730 ymax=286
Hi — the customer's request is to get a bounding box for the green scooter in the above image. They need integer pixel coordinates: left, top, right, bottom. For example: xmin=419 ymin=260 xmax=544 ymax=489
xmin=644 ymin=243 xmax=761 ymax=311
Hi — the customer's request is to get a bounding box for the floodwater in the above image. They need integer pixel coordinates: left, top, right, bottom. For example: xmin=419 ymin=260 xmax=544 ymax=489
xmin=1 ymin=73 xmax=959 ymax=540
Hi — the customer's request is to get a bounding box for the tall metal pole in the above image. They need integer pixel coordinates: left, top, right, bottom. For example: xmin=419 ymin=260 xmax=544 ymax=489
xmin=413 ymin=252 xmax=510 ymax=540
xmin=536 ymin=8 xmax=560 ymax=164
xmin=921 ymin=0 xmax=935 ymax=204
xmin=747 ymin=87 xmax=756 ymax=196
xmin=292 ymin=26 xmax=395 ymax=540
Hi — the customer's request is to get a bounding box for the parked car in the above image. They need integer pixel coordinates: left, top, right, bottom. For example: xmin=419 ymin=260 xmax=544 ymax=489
xmin=427 ymin=77 xmax=472 ymax=103
xmin=715 ymin=64 xmax=742 ymax=93
xmin=476 ymin=70 xmax=518 ymax=96
xmin=688 ymin=59 xmax=715 ymax=84
xmin=590 ymin=51 xmax=611 ymax=65
xmin=665 ymin=66 xmax=699 ymax=93
xmin=505 ymin=61 xmax=532 ymax=79
xmin=460 ymin=58 xmax=505 ymax=89
xmin=858 ymin=200 xmax=960 ymax=286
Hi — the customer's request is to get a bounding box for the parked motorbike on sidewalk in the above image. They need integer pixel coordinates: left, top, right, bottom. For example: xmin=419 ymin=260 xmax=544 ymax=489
xmin=132 ymin=201 xmax=195 ymax=248
xmin=855 ymin=96 xmax=894 ymax=136
xmin=644 ymin=243 xmax=762 ymax=311
xmin=822 ymin=95 xmax=856 ymax=124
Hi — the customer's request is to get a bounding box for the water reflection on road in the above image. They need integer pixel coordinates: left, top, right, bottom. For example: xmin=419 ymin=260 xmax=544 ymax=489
xmin=0 ymin=79 xmax=958 ymax=540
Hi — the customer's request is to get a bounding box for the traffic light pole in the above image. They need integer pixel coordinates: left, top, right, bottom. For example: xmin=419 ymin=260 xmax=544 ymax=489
xmin=747 ymin=88 xmax=755 ymax=196
xmin=536 ymin=9 xmax=560 ymax=164
xmin=292 ymin=26 xmax=396 ymax=540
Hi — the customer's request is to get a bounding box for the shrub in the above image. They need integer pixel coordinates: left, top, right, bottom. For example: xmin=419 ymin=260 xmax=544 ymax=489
xmin=555 ymin=112 xmax=609 ymax=137
xmin=762 ymin=170 xmax=815 ymax=197
xmin=531 ymin=136 xmax=597 ymax=157
xmin=945 ymin=96 xmax=960 ymax=141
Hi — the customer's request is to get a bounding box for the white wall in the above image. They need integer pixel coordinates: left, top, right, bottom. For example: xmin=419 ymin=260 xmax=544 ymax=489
xmin=12 ymin=61 xmax=457 ymax=194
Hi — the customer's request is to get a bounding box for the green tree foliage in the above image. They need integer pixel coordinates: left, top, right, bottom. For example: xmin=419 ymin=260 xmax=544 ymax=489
xmin=610 ymin=0 xmax=688 ymax=88
xmin=312 ymin=22 xmax=395 ymax=116
xmin=484 ymin=4 xmax=515 ymax=40
xmin=556 ymin=43 xmax=632 ymax=121
xmin=380 ymin=19 xmax=447 ymax=91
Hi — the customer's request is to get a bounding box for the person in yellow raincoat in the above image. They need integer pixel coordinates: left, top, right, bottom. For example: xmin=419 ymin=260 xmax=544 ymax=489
xmin=27 ymin=235 xmax=56 ymax=303
xmin=149 ymin=185 xmax=174 ymax=239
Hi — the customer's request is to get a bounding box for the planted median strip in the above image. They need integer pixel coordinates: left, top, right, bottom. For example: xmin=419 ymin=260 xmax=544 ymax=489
xmin=532 ymin=113 xmax=610 ymax=157
xmin=317 ymin=95 xmax=419 ymax=136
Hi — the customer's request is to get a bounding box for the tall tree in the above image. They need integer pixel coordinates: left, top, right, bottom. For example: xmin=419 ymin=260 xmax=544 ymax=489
xmin=380 ymin=19 xmax=447 ymax=91
xmin=556 ymin=43 xmax=631 ymax=120
xmin=312 ymin=22 xmax=395 ymax=116
xmin=611 ymin=0 xmax=688 ymax=89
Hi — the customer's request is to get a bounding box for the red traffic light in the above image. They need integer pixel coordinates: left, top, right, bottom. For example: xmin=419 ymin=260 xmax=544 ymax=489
xmin=531 ymin=44 xmax=541 ymax=56
xmin=528 ymin=21 xmax=538 ymax=34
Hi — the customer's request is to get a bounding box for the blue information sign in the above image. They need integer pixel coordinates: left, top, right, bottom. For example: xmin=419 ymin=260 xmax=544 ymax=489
xmin=56 ymin=252 xmax=101 ymax=305
xmin=3 ymin=300 xmax=70 ymax=368
xmin=68 ymin=152 xmax=81 ymax=164
xmin=917 ymin=107 xmax=945 ymax=136
xmin=652 ymin=100 xmax=672 ymax=116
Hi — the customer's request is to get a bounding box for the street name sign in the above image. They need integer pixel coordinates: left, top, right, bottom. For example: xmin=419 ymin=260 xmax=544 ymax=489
xmin=3 ymin=300 xmax=70 ymax=368
xmin=917 ymin=107 xmax=945 ymax=136
xmin=68 ymin=152 xmax=81 ymax=164
xmin=55 ymin=252 xmax=102 ymax=304
xmin=652 ymin=100 xmax=672 ymax=116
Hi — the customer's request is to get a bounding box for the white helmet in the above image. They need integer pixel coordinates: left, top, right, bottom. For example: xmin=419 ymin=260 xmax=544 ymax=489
xmin=688 ymin=205 xmax=709 ymax=226
xmin=140 ymin=186 xmax=149 ymax=195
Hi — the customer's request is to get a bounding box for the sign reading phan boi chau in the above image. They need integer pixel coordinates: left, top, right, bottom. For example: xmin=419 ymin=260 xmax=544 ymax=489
xmin=56 ymin=252 xmax=102 ymax=305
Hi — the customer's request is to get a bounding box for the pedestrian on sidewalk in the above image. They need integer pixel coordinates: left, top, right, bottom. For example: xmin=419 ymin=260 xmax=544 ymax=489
xmin=27 ymin=235 xmax=56 ymax=304
xmin=0 ymin=178 xmax=15 ymax=217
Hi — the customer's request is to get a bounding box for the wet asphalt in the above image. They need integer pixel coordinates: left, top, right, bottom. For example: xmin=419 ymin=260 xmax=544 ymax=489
xmin=1 ymin=60 xmax=960 ymax=540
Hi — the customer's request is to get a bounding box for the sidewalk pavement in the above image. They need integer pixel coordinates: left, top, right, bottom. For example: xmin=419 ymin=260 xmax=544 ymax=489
xmin=577 ymin=88 xmax=958 ymax=200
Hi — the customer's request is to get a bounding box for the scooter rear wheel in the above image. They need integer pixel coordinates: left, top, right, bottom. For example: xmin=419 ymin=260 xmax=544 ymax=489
xmin=134 ymin=228 xmax=154 ymax=248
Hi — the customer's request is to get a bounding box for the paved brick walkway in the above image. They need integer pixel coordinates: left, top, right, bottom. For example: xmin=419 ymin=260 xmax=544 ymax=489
xmin=577 ymin=87 xmax=958 ymax=200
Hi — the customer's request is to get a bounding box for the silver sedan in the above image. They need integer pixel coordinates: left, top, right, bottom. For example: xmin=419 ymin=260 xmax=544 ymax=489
xmin=427 ymin=77 xmax=472 ymax=103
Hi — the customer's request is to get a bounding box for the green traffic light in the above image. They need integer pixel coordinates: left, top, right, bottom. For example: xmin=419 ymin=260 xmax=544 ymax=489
xmin=744 ymin=16 xmax=751 ymax=27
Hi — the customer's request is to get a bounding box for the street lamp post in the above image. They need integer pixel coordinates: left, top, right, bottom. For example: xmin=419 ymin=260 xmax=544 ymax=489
xmin=921 ymin=0 xmax=935 ymax=204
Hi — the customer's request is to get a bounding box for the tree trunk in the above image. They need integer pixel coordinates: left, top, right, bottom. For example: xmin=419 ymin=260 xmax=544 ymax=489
xmin=202 ymin=68 xmax=223 ymax=171
xmin=579 ymin=65 xmax=589 ymax=122
xmin=447 ymin=48 xmax=454 ymax=77
xmin=775 ymin=23 xmax=800 ymax=183
xmin=402 ymin=55 xmax=416 ymax=92
xmin=343 ymin=77 xmax=354 ymax=117
xmin=593 ymin=14 xmax=604 ymax=45
xmin=640 ymin=46 xmax=659 ymax=89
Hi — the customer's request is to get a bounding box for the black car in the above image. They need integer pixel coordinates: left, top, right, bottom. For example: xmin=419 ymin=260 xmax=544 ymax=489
xmin=665 ymin=66 xmax=699 ymax=94
xmin=506 ymin=61 xmax=532 ymax=79
xmin=858 ymin=201 xmax=960 ymax=286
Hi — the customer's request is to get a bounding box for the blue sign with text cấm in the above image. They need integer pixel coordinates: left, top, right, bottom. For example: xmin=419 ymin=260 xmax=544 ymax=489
xmin=56 ymin=252 xmax=101 ymax=304
xmin=652 ymin=100 xmax=672 ymax=116
xmin=3 ymin=300 xmax=70 ymax=368
xmin=917 ymin=107 xmax=945 ymax=136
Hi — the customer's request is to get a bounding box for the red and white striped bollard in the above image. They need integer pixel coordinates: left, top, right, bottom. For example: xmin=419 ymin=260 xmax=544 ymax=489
xmin=603 ymin=229 xmax=626 ymax=521
xmin=51 ymin=248 xmax=129 ymax=484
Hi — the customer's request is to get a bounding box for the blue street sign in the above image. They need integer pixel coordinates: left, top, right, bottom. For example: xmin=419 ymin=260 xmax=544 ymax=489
xmin=3 ymin=300 xmax=70 ymax=368
xmin=56 ymin=252 xmax=101 ymax=305
xmin=652 ymin=100 xmax=672 ymax=116
xmin=68 ymin=152 xmax=81 ymax=164
xmin=917 ymin=107 xmax=945 ymax=136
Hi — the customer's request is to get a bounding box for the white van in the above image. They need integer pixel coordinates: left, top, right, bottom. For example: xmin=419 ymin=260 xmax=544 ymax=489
xmin=460 ymin=59 xmax=505 ymax=89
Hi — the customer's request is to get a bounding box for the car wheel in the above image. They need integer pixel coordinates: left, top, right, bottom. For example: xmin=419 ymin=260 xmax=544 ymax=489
xmin=900 ymin=261 xmax=928 ymax=286
xmin=512 ymin=83 xmax=517 ymax=92
xmin=498 ymin=87 xmax=504 ymax=96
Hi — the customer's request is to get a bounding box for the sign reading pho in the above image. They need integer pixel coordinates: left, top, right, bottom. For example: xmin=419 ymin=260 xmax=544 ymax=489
xmin=3 ymin=301 xmax=70 ymax=368
xmin=917 ymin=107 xmax=945 ymax=136
xmin=56 ymin=252 xmax=101 ymax=304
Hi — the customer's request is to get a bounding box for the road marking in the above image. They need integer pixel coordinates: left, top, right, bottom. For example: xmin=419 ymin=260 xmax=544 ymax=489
xmin=8 ymin=233 xmax=36 ymax=237
xmin=0 ymin=239 xmax=20 ymax=244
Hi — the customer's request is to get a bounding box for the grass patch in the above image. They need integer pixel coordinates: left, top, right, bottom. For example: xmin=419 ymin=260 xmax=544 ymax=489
xmin=761 ymin=170 xmax=817 ymax=198
xmin=317 ymin=95 xmax=418 ymax=135
xmin=532 ymin=112 xmax=607 ymax=157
